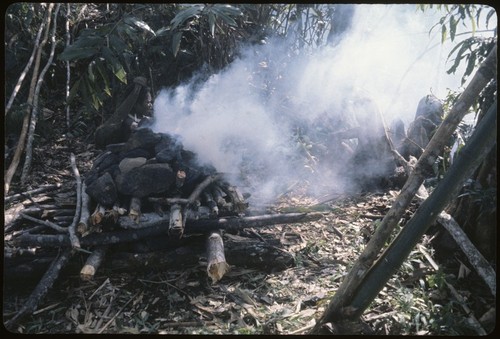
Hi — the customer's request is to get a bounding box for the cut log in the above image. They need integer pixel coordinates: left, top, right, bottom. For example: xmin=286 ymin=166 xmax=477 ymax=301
xmin=90 ymin=204 xmax=106 ymax=225
xmin=129 ymin=197 xmax=142 ymax=222
xmin=169 ymin=204 xmax=183 ymax=238
xmin=206 ymin=231 xmax=229 ymax=283
xmin=80 ymin=246 xmax=107 ymax=281
xmin=176 ymin=169 xmax=186 ymax=188
xmin=203 ymin=191 xmax=219 ymax=216
xmin=5 ymin=234 xmax=295 ymax=283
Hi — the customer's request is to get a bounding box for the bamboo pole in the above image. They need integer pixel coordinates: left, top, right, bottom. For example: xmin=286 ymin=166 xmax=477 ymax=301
xmin=312 ymin=45 xmax=497 ymax=333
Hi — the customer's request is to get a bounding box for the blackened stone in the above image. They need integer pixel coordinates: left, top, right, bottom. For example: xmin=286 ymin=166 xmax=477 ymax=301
xmin=85 ymin=152 xmax=120 ymax=186
xmin=105 ymin=143 xmax=126 ymax=153
xmin=123 ymin=128 xmax=161 ymax=152
xmin=115 ymin=163 xmax=175 ymax=198
xmin=120 ymin=147 xmax=153 ymax=160
xmin=91 ymin=152 xmax=119 ymax=172
xmin=119 ymin=157 xmax=147 ymax=174
xmin=86 ymin=172 xmax=118 ymax=207
xmin=154 ymin=133 xmax=176 ymax=153
xmin=156 ymin=148 xmax=179 ymax=163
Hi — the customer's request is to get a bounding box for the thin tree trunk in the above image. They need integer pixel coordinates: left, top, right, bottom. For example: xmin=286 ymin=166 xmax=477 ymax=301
xmin=65 ymin=3 xmax=71 ymax=131
xmin=4 ymin=4 xmax=55 ymax=195
xmin=21 ymin=3 xmax=61 ymax=184
xmin=312 ymin=45 xmax=496 ymax=333
xmin=346 ymin=100 xmax=496 ymax=319
xmin=5 ymin=6 xmax=47 ymax=116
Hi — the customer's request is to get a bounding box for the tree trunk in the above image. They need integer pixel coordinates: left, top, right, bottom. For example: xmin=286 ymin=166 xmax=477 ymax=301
xmin=311 ymin=45 xmax=497 ymax=333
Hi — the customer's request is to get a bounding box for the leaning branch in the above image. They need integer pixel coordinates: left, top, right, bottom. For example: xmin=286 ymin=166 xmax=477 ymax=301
xmin=5 ymin=248 xmax=74 ymax=328
xmin=312 ymin=45 xmax=497 ymax=332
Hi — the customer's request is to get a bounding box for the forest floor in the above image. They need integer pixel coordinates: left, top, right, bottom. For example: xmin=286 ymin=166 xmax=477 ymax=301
xmin=3 ymin=129 xmax=496 ymax=335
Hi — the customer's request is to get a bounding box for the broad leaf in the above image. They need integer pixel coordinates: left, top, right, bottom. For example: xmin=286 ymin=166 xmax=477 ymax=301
xmin=59 ymin=47 xmax=100 ymax=61
xmin=124 ymin=16 xmax=156 ymax=37
xmin=171 ymin=4 xmax=204 ymax=29
xmin=171 ymin=31 xmax=183 ymax=57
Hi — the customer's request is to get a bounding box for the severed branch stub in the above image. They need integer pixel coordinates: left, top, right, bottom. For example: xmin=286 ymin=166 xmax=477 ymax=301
xmin=80 ymin=245 xmax=107 ymax=281
xmin=169 ymin=204 xmax=183 ymax=238
xmin=206 ymin=231 xmax=230 ymax=283
xmin=129 ymin=196 xmax=142 ymax=223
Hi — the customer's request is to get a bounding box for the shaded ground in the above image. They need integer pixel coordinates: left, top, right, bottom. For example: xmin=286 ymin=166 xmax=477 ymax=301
xmin=3 ymin=124 xmax=495 ymax=335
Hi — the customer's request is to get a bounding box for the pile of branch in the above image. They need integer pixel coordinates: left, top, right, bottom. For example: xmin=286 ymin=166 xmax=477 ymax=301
xmin=4 ymin=127 xmax=324 ymax=327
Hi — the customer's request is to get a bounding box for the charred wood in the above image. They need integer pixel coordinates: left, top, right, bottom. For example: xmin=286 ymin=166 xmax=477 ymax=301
xmin=14 ymin=212 xmax=324 ymax=248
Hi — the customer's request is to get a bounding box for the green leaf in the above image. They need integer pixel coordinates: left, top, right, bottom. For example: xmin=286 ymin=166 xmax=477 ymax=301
xmin=59 ymin=46 xmax=100 ymax=61
xmin=101 ymin=46 xmax=127 ymax=84
xmin=449 ymin=15 xmax=457 ymax=41
xmin=123 ymin=16 xmax=156 ymax=37
xmin=155 ymin=26 xmax=171 ymax=37
xmin=171 ymin=31 xmax=183 ymax=57
xmin=95 ymin=58 xmax=111 ymax=97
xmin=441 ymin=24 xmax=447 ymax=43
xmin=171 ymin=4 xmax=204 ymax=29
xmin=463 ymin=52 xmax=477 ymax=82
xmin=67 ymin=78 xmax=82 ymax=104
xmin=208 ymin=11 xmax=216 ymax=37
xmin=108 ymin=34 xmax=129 ymax=54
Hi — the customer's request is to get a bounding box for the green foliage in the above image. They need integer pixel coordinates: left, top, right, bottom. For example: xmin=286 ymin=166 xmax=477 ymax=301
xmin=418 ymin=4 xmax=497 ymax=85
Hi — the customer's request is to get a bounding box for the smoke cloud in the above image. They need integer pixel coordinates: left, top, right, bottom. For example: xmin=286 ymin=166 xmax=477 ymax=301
xmin=152 ymin=4 xmax=495 ymax=203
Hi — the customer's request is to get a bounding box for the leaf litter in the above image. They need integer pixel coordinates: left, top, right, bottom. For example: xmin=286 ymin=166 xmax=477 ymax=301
xmin=4 ymin=171 xmax=495 ymax=335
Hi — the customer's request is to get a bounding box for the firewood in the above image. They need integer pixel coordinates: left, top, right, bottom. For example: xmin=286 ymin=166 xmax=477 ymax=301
xmin=4 ymin=248 xmax=74 ymax=328
xmin=80 ymin=246 xmax=107 ymax=281
xmin=4 ymin=183 xmax=62 ymax=205
xmin=68 ymin=154 xmax=82 ymax=249
xmin=176 ymin=169 xmax=186 ymax=188
xmin=129 ymin=197 xmax=142 ymax=222
xmin=90 ymin=204 xmax=106 ymax=225
xmin=206 ymin=231 xmax=229 ymax=283
xmin=203 ymin=191 xmax=219 ymax=216
xmin=14 ymin=212 xmax=324 ymax=248
xmin=188 ymin=173 xmax=224 ymax=205
xmin=211 ymin=184 xmax=229 ymax=209
xmin=19 ymin=212 xmax=68 ymax=233
xmin=219 ymin=184 xmax=248 ymax=214
xmin=169 ymin=204 xmax=183 ymax=238
xmin=77 ymin=183 xmax=90 ymax=235
xmin=148 ymin=197 xmax=190 ymax=205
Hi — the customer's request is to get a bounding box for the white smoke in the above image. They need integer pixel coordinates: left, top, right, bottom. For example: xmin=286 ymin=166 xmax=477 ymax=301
xmin=152 ymin=4 xmax=495 ymax=202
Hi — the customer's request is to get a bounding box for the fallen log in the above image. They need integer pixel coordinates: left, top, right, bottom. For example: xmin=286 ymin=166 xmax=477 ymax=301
xmin=5 ymin=233 xmax=294 ymax=282
xmin=13 ymin=212 xmax=324 ymax=248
